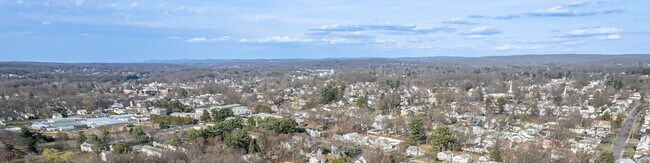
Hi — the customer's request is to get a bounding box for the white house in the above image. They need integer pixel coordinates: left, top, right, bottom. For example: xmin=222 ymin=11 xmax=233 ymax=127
xmin=232 ymin=106 xmax=251 ymax=116
xmin=101 ymin=151 xmax=112 ymax=161
xmin=141 ymin=145 xmax=165 ymax=157
xmin=406 ymin=146 xmax=425 ymax=156
xmin=355 ymin=156 xmax=367 ymax=163
xmin=52 ymin=113 xmax=63 ymax=119
xmin=616 ymin=158 xmax=635 ymax=163
xmin=170 ymin=112 xmax=200 ymax=119
xmin=453 ymin=154 xmax=471 ymax=163
xmin=80 ymin=142 xmax=93 ymax=152
xmin=309 ymin=156 xmax=327 ymax=163
xmin=437 ymin=151 xmax=454 ymax=162
xmin=151 ymin=108 xmax=167 ymax=115
xmin=77 ymin=110 xmax=88 ymax=115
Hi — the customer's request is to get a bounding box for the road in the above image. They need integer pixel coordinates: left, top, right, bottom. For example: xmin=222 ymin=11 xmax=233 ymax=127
xmin=612 ymin=100 xmax=642 ymax=158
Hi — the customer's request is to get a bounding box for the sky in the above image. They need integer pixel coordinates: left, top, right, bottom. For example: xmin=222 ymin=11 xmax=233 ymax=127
xmin=0 ymin=0 xmax=649 ymax=62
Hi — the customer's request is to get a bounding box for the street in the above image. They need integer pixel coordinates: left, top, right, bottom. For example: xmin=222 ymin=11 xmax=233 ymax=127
xmin=612 ymin=100 xmax=642 ymax=158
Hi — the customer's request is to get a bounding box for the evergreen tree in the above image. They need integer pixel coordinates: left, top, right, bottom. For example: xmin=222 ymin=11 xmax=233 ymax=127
xmin=256 ymin=135 xmax=267 ymax=157
xmin=224 ymin=128 xmax=251 ymax=151
xmin=356 ymin=95 xmax=369 ymax=109
xmin=248 ymin=139 xmax=256 ymax=154
xmin=491 ymin=142 xmax=502 ymax=162
xmin=131 ymin=127 xmax=149 ymax=144
xmin=497 ymin=97 xmax=507 ymax=114
xmin=603 ymin=111 xmax=612 ymax=121
xmin=201 ymin=110 xmax=211 ymax=122
xmin=409 ymin=115 xmax=425 ymax=144
xmin=112 ymin=142 xmax=132 ymax=154
xmin=212 ymin=108 xmax=234 ymax=122
xmin=170 ymin=135 xmax=181 ymax=147
xmin=254 ymin=105 xmax=273 ymax=114
xmin=77 ymin=131 xmax=86 ymax=144
xmin=431 ymin=126 xmax=455 ymax=151
xmin=258 ymin=118 xmax=298 ymax=134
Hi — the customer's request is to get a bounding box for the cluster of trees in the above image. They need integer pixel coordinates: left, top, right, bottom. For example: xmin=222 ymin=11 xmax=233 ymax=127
xmin=150 ymin=114 xmax=198 ymax=128
xmin=210 ymin=108 xmax=235 ymax=122
xmin=385 ymin=79 xmax=401 ymax=89
xmin=254 ymin=105 xmax=273 ymax=114
xmin=158 ymin=97 xmax=190 ymax=113
xmin=112 ymin=142 xmax=132 ymax=155
xmin=187 ymin=117 xmax=259 ymax=153
xmin=627 ymin=68 xmax=650 ymax=75
xmin=319 ymin=83 xmax=346 ymax=104
xmin=19 ymin=127 xmax=54 ymax=152
xmin=187 ymin=115 xmax=302 ymax=159
xmin=355 ymin=95 xmax=368 ymax=109
xmin=188 ymin=117 xmax=245 ymax=140
xmin=606 ymin=79 xmax=624 ymax=90
xmin=258 ymin=118 xmax=299 ymax=134
xmin=376 ymin=92 xmax=400 ymax=113
xmin=130 ymin=127 xmax=150 ymax=144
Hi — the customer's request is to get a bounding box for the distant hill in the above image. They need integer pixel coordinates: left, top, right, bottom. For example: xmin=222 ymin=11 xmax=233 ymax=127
xmin=142 ymin=54 xmax=650 ymax=68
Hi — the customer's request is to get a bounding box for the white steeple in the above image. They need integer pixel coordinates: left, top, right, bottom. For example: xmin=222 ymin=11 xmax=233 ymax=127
xmin=508 ymin=81 xmax=513 ymax=94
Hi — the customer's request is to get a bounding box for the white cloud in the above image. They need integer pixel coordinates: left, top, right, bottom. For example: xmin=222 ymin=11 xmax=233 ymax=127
xmin=598 ymin=34 xmax=621 ymax=40
xmin=465 ymin=35 xmax=485 ymax=39
xmin=239 ymin=36 xmax=313 ymax=43
xmin=462 ymin=26 xmax=501 ymax=35
xmin=187 ymin=37 xmax=207 ymax=43
xmin=533 ymin=6 xmax=575 ymax=15
xmin=75 ymin=0 xmax=85 ymax=6
xmin=563 ymin=40 xmax=586 ymax=45
xmin=566 ymin=27 xmax=622 ymax=37
xmin=442 ymin=18 xmax=476 ymax=25
xmin=41 ymin=21 xmax=52 ymax=25
xmin=239 ymin=14 xmax=276 ymax=21
xmin=186 ymin=36 xmax=231 ymax=43
xmin=491 ymin=44 xmax=542 ymax=50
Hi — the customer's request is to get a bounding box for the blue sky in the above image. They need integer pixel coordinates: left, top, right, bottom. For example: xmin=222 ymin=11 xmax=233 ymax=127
xmin=0 ymin=0 xmax=648 ymax=62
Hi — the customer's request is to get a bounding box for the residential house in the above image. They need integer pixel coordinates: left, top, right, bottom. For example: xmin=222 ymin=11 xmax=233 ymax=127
xmin=355 ymin=156 xmax=367 ymax=163
xmin=635 ymin=135 xmax=650 ymax=159
xmin=232 ymin=106 xmax=251 ymax=116
xmin=437 ymin=151 xmax=454 ymax=162
xmin=101 ymin=151 xmax=112 ymax=161
xmin=616 ymin=158 xmax=635 ymax=163
xmin=453 ymin=154 xmax=471 ymax=163
xmin=80 ymin=142 xmax=94 ymax=152
xmin=150 ymin=108 xmax=167 ymax=115
xmin=406 ymin=146 xmax=425 ymax=156
xmin=141 ymin=145 xmax=165 ymax=157
xmin=309 ymin=156 xmax=327 ymax=163
xmin=170 ymin=112 xmax=200 ymax=119
xmin=306 ymin=128 xmax=322 ymax=138
xmin=592 ymin=121 xmax=612 ymax=138
xmin=52 ymin=113 xmax=63 ymax=119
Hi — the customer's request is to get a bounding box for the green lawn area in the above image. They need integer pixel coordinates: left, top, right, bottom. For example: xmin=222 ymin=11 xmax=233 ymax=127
xmin=8 ymin=151 xmax=92 ymax=163
xmin=623 ymin=146 xmax=635 ymax=158
xmin=598 ymin=134 xmax=616 ymax=152
xmin=8 ymin=139 xmax=93 ymax=163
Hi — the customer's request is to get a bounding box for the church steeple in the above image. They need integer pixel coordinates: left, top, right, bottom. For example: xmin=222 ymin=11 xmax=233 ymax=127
xmin=508 ymin=81 xmax=513 ymax=94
